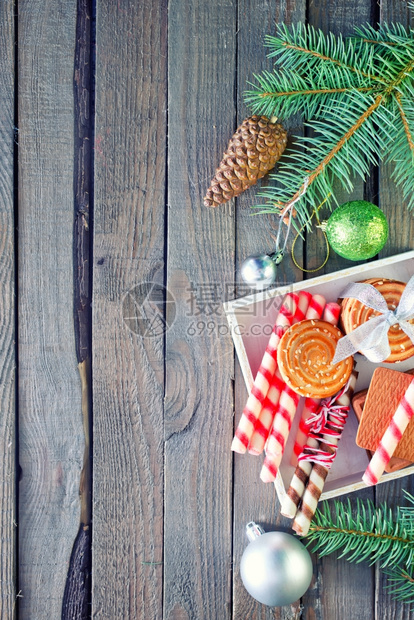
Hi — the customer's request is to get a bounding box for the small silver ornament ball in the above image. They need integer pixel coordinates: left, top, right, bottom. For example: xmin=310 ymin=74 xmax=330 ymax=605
xmin=240 ymin=526 xmax=313 ymax=607
xmin=240 ymin=254 xmax=278 ymax=289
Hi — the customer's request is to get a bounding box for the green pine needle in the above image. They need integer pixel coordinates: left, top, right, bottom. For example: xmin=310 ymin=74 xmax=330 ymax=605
xmin=246 ymin=21 xmax=414 ymax=224
xmin=301 ymin=491 xmax=414 ymax=605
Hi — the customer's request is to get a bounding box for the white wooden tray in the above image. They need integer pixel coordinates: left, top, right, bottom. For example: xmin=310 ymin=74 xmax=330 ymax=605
xmin=224 ymin=250 xmax=414 ymax=503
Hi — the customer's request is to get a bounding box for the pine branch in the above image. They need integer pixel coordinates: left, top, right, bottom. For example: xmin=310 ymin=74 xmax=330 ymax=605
xmin=353 ymin=23 xmax=414 ymax=49
xmin=245 ymin=22 xmax=414 ymax=218
xmin=396 ymin=95 xmax=414 ymax=150
xmin=305 ymin=497 xmax=414 ymax=568
xmin=280 ymin=94 xmax=383 ymax=220
xmin=265 ymin=24 xmax=380 ymax=82
xmin=385 ymin=92 xmax=414 ymax=206
xmin=245 ymin=67 xmax=376 ymax=119
xmin=302 ymin=492 xmax=414 ymax=604
xmin=384 ymin=568 xmax=414 ymax=605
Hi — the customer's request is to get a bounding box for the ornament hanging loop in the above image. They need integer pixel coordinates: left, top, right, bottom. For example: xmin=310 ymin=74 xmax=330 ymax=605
xmin=274 ymin=176 xmax=310 ymax=259
xmin=291 ymin=194 xmax=331 ymax=273
xmin=270 ymin=249 xmax=285 ymax=265
xmin=246 ymin=521 xmax=265 ymax=542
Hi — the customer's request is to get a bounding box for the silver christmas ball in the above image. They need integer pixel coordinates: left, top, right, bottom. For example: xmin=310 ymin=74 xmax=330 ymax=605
xmin=240 ymin=254 xmax=279 ymax=289
xmin=240 ymin=525 xmax=313 ymax=607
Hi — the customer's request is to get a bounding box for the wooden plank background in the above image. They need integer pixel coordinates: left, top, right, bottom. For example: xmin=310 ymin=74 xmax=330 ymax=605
xmin=376 ymin=3 xmax=414 ymax=620
xmin=17 ymin=1 xmax=84 ymax=617
xmin=165 ymin=0 xmax=236 ymax=617
xmin=0 ymin=0 xmax=412 ymax=617
xmin=92 ymin=0 xmax=167 ymax=617
xmin=0 ymin=0 xmax=15 ymax=617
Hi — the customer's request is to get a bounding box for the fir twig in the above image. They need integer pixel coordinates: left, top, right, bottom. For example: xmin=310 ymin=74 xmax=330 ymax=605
xmin=396 ymin=94 xmax=414 ymax=153
xmin=301 ymin=491 xmax=414 ymax=605
xmin=246 ymin=22 xmax=414 ymax=223
xmin=385 ymin=568 xmax=414 ymax=604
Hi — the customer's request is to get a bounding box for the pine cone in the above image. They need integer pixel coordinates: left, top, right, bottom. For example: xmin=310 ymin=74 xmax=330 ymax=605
xmin=204 ymin=115 xmax=287 ymax=208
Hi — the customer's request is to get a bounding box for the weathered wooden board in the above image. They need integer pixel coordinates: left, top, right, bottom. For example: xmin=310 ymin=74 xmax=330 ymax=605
xmin=62 ymin=3 xmax=93 ymax=616
xmin=0 ymin=0 xmax=16 ymax=616
xmin=305 ymin=0 xmax=373 ymax=276
xmin=165 ymin=0 xmax=236 ymax=617
xmin=376 ymin=3 xmax=414 ymax=619
xmin=92 ymin=0 xmax=167 ymax=617
xmin=233 ymin=1 xmax=306 ymax=618
xmin=17 ymin=1 xmax=84 ymax=617
xmin=302 ymin=2 xmax=376 ymax=618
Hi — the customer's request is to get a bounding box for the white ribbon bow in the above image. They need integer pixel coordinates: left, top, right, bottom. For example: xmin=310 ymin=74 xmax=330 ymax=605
xmin=332 ymin=275 xmax=414 ymax=364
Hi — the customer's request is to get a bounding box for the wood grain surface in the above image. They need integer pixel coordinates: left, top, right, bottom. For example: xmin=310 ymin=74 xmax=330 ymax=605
xmin=305 ymin=0 xmax=373 ymax=276
xmin=165 ymin=0 xmax=236 ymax=618
xmin=0 ymin=0 xmax=16 ymax=617
xmin=3 ymin=0 xmax=414 ymax=618
xmin=375 ymin=5 xmax=414 ymax=620
xmin=303 ymin=3 xmax=377 ymax=619
xmin=17 ymin=0 xmax=84 ymax=617
xmin=92 ymin=0 xmax=167 ymax=617
xmin=233 ymin=2 xmax=306 ymax=618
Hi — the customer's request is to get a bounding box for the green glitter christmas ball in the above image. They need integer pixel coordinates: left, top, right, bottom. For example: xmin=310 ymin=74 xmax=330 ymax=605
xmin=324 ymin=200 xmax=388 ymax=261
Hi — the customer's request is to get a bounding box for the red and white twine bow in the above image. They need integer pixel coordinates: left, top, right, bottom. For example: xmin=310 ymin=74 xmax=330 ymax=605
xmin=298 ymin=384 xmax=350 ymax=469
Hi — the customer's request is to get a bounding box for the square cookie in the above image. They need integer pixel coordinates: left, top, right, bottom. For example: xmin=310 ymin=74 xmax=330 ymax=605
xmin=356 ymin=367 xmax=414 ymax=462
xmin=352 ymin=388 xmax=412 ymax=473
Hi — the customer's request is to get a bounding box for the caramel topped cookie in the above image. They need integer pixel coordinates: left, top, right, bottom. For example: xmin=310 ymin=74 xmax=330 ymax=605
xmin=340 ymin=278 xmax=414 ymax=363
xmin=277 ymin=319 xmax=354 ymax=398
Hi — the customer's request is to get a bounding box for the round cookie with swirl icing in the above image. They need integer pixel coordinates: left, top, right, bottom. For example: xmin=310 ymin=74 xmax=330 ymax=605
xmin=278 ymin=319 xmax=354 ymax=398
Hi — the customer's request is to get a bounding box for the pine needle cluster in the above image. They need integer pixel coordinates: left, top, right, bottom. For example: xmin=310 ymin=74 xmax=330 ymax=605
xmin=303 ymin=491 xmax=414 ymax=604
xmin=246 ymin=21 xmax=414 ymax=228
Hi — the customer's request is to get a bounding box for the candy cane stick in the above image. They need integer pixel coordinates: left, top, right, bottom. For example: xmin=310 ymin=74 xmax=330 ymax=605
xmin=291 ymin=399 xmax=319 ymax=463
xmin=291 ymin=303 xmax=342 ymax=465
xmin=248 ymin=291 xmax=312 ymax=455
xmin=260 ymin=294 xmax=326 ymax=482
xmin=362 ymin=377 xmax=414 ymax=486
xmin=305 ymin=294 xmax=327 ymax=322
xmin=292 ymin=371 xmax=357 ymax=535
xmin=266 ymin=293 xmax=327 ymax=458
xmin=322 ymin=301 xmax=341 ymax=326
xmin=282 ymin=370 xmax=356 ymax=519
xmin=260 ymin=386 xmax=300 ymax=482
xmin=231 ymin=292 xmax=298 ymax=453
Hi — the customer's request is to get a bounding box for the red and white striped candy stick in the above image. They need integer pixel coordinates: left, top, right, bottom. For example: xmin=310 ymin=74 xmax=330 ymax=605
xmin=247 ymin=369 xmax=284 ymax=455
xmin=260 ymin=386 xmax=300 ymax=482
xmin=363 ymin=377 xmax=414 ymax=486
xmin=291 ymin=302 xmax=342 ymax=464
xmin=260 ymin=294 xmax=326 ymax=482
xmin=291 ymin=290 xmax=312 ymax=323
xmin=292 ymin=371 xmax=357 ymax=534
xmin=291 ymin=399 xmax=319 ymax=463
xmin=231 ymin=292 xmax=298 ymax=454
xmin=305 ymin=293 xmax=327 ymax=322
xmin=248 ymin=291 xmax=312 ymax=455
xmin=322 ymin=301 xmax=341 ymax=326
xmin=266 ymin=293 xmax=327 ymax=458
